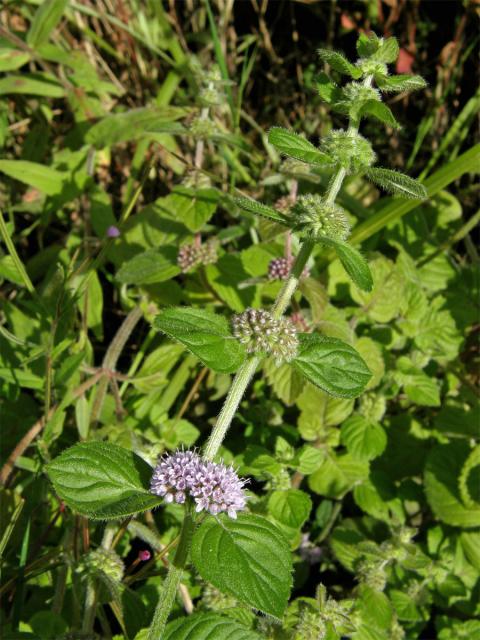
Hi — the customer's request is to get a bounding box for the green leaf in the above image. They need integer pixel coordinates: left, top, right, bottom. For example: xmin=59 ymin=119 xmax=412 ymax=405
xmin=234 ymin=197 xmax=289 ymax=225
xmin=308 ymin=452 xmax=369 ymax=498
xmin=322 ymin=238 xmax=373 ymax=292
xmin=341 ymin=415 xmax=387 ymax=461
xmin=0 ymin=49 xmax=30 ymax=72
xmin=46 ymin=442 xmax=163 ymax=520
xmin=0 ymin=73 xmax=64 ymax=97
xmin=317 ymin=49 xmax=362 ymax=79
xmin=268 ymin=127 xmax=332 ymax=165
xmin=366 ymin=168 xmax=427 ymax=200
xmin=316 ymin=72 xmax=341 ymax=104
xmin=424 ymin=442 xmax=480 ymax=528
xmin=191 ymin=513 xmax=292 ymax=618
xmin=268 ymin=489 xmax=312 ymax=529
xmin=377 ymin=74 xmax=427 ymax=93
xmin=356 ymin=33 xmax=381 ymax=58
xmin=292 ymin=334 xmax=372 ymax=399
xmin=26 ymin=0 xmax=69 ymax=48
xmin=167 ymin=188 xmax=219 ymax=232
xmin=0 ymin=160 xmax=65 ymax=196
xmin=264 ymin=360 xmax=305 ymax=406
xmin=116 ymin=247 xmax=180 ymax=285
xmin=360 ymin=100 xmax=400 ymax=129
xmin=153 ymin=307 xmax=246 ymax=374
xmin=164 ymin=613 xmax=262 ymax=640
xmin=373 ymin=37 xmax=399 ymax=64
xmin=85 ymin=106 xmax=188 ymax=148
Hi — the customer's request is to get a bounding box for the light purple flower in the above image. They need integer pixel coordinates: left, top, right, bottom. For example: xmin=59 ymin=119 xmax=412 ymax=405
xmin=150 ymin=450 xmax=247 ymax=519
xmin=106 ymin=225 xmax=121 ymax=238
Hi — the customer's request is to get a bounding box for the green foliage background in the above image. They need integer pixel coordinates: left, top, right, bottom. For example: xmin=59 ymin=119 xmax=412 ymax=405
xmin=0 ymin=1 xmax=479 ymax=639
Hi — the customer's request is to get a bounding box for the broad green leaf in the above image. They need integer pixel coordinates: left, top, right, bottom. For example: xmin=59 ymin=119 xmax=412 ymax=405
xmin=116 ymin=247 xmax=180 ymax=285
xmin=296 ymin=384 xmax=354 ymax=441
xmin=341 ymin=415 xmax=387 ymax=461
xmin=235 ymin=197 xmax=289 ymax=225
xmin=424 ymin=442 xmax=480 ymax=528
xmin=153 ymin=307 xmax=246 ymax=374
xmin=164 ymin=613 xmax=262 ymax=640
xmin=292 ymin=334 xmax=372 ymax=399
xmin=0 ymin=49 xmax=30 ymax=72
xmin=377 ymin=74 xmax=427 ymax=93
xmin=27 ymin=0 xmax=69 ymax=47
xmin=360 ymin=100 xmax=400 ymax=129
xmin=0 ymin=73 xmax=64 ymax=97
xmin=356 ymin=33 xmax=380 ymax=58
xmin=322 ymin=238 xmax=373 ymax=292
xmin=317 ymin=49 xmax=362 ymax=79
xmin=373 ymin=37 xmax=399 ymax=64
xmin=308 ymin=451 xmax=369 ymax=498
xmin=350 ymin=256 xmax=404 ymax=323
xmin=0 ymin=160 xmax=65 ymax=196
xmin=354 ymin=337 xmax=385 ymax=389
xmin=460 ymin=531 xmax=480 ymax=571
xmin=293 ymin=446 xmax=324 ymax=474
xmin=46 ymin=442 xmax=163 ymax=520
xmin=268 ymin=127 xmax=332 ymax=165
xmin=268 ymin=489 xmax=312 ymax=529
xmin=264 ymin=360 xmax=304 ymax=406
xmin=205 ymin=254 xmax=261 ymax=311
xmin=316 ymin=72 xmax=341 ymax=103
xmin=366 ymin=168 xmax=427 ymax=200
xmin=458 ymin=445 xmax=480 ymax=509
xmin=191 ymin=513 xmax=292 ymax=617
xmin=167 ymin=188 xmax=219 ymax=232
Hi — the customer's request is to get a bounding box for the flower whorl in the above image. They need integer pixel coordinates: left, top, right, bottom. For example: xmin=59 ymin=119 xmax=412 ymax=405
xmin=232 ymin=308 xmax=299 ymax=363
xmin=150 ymin=450 xmax=247 ymax=519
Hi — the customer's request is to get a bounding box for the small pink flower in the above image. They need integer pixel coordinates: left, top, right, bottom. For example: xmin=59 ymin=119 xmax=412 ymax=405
xmin=138 ymin=550 xmax=151 ymax=562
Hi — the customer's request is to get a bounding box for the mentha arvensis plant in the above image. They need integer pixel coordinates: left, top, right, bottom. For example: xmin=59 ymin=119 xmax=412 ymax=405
xmin=46 ymin=32 xmax=427 ymax=639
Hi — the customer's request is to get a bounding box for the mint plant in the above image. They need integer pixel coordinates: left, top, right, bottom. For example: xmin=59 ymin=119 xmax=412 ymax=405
xmin=44 ymin=32 xmax=431 ymax=638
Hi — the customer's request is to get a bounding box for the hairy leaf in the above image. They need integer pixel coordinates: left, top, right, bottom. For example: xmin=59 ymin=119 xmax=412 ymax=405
xmin=322 ymin=238 xmax=373 ymax=292
xmin=191 ymin=513 xmax=292 ymax=617
xmin=366 ymin=167 xmax=428 ymax=200
xmin=116 ymin=247 xmax=180 ymax=285
xmin=235 ymin=197 xmax=289 ymax=225
xmin=47 ymin=442 xmax=162 ymax=519
xmin=153 ymin=307 xmax=246 ymax=373
xmin=164 ymin=613 xmax=262 ymax=640
xmin=316 ymin=72 xmax=341 ymax=104
xmin=377 ymin=74 xmax=428 ymax=93
xmin=317 ymin=49 xmax=362 ymax=79
xmin=360 ymin=100 xmax=401 ymax=129
xmin=356 ymin=33 xmax=381 ymax=58
xmin=292 ymin=334 xmax=372 ymax=398
xmin=268 ymin=127 xmax=332 ymax=165
xmin=373 ymin=37 xmax=399 ymax=64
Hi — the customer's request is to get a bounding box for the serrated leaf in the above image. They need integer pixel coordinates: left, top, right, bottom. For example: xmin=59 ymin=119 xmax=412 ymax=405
xmin=308 ymin=452 xmax=369 ymax=498
xmin=235 ymin=197 xmax=289 ymax=225
xmin=356 ymin=33 xmax=381 ymax=58
xmin=153 ymin=307 xmax=246 ymax=374
xmin=366 ymin=167 xmax=427 ymax=200
xmin=292 ymin=334 xmax=372 ymax=398
xmin=264 ymin=360 xmax=304 ymax=406
xmin=424 ymin=442 xmax=480 ymax=528
xmin=26 ymin=0 xmax=68 ymax=48
xmin=316 ymin=72 xmax=341 ymax=103
xmin=268 ymin=127 xmax=332 ymax=165
xmin=164 ymin=613 xmax=262 ymax=640
xmin=116 ymin=247 xmax=180 ymax=285
xmin=360 ymin=100 xmax=400 ymax=129
xmin=321 ymin=238 xmax=373 ymax=292
xmin=191 ymin=513 xmax=292 ymax=618
xmin=317 ymin=49 xmax=362 ymax=79
xmin=377 ymin=74 xmax=427 ymax=93
xmin=341 ymin=415 xmax=387 ymax=461
xmin=373 ymin=37 xmax=399 ymax=64
xmin=47 ymin=442 xmax=162 ymax=520
xmin=268 ymin=489 xmax=312 ymax=529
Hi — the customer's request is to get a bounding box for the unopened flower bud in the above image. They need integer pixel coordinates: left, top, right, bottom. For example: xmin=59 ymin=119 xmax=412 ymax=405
xmin=232 ymin=308 xmax=299 ymax=363
xmin=292 ymin=194 xmax=350 ymax=242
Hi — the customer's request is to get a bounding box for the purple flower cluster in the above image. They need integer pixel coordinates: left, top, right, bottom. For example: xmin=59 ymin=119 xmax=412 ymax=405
xmin=150 ymin=450 xmax=247 ymax=519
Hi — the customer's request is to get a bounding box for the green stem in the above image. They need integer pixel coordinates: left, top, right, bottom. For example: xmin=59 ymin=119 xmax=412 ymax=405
xmin=147 ymin=507 xmax=194 ymax=640
xmin=0 ymin=208 xmax=35 ymax=294
xmin=147 ymin=72 xmax=373 ymax=637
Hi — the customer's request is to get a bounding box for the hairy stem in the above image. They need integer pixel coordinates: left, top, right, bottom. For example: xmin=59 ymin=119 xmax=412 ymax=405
xmin=147 ymin=73 xmax=374 ymax=636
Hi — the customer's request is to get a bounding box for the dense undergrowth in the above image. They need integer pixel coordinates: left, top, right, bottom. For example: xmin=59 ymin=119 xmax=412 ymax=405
xmin=0 ymin=2 xmax=479 ymax=639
